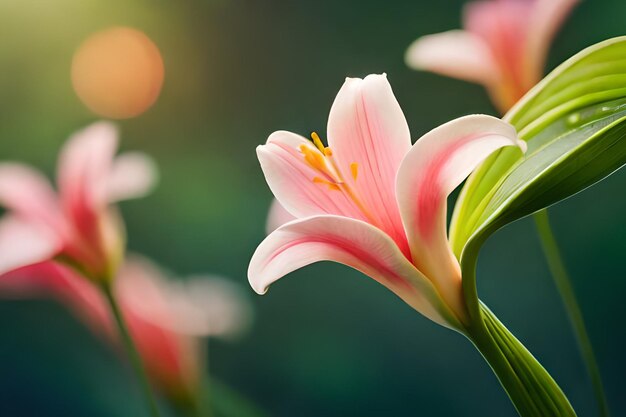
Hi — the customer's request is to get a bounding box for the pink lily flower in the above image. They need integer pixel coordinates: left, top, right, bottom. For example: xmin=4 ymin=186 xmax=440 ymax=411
xmin=0 ymin=256 xmax=252 ymax=403
xmin=265 ymin=198 xmax=296 ymax=234
xmin=405 ymin=0 xmax=578 ymax=112
xmin=249 ymin=74 xmax=525 ymax=328
xmin=0 ymin=122 xmax=156 ymax=282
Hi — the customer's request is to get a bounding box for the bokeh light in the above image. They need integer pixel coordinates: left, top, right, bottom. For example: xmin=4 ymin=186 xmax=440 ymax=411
xmin=71 ymin=27 xmax=164 ymax=119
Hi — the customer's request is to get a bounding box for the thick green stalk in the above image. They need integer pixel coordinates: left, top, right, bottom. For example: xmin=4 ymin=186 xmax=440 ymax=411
xmin=101 ymin=283 xmax=162 ymax=417
xmin=533 ymin=210 xmax=610 ymax=417
xmin=467 ymin=303 xmax=577 ymax=417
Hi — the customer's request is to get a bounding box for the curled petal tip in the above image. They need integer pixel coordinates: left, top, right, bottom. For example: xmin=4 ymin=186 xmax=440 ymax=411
xmin=253 ymin=285 xmax=268 ymax=296
xmin=404 ymin=38 xmax=428 ymax=70
xmin=247 ymin=270 xmax=269 ymax=295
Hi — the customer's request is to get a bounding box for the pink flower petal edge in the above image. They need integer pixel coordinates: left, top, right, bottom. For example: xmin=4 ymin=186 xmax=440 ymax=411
xmin=405 ymin=30 xmax=500 ymax=85
xmin=0 ymin=216 xmax=62 ymax=276
xmin=396 ymin=114 xmax=524 ymax=315
xmin=249 ymin=214 xmax=456 ymax=327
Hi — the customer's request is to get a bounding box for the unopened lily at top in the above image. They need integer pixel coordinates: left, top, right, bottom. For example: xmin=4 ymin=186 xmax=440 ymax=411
xmin=249 ymin=74 xmax=525 ymax=329
xmin=405 ymin=0 xmax=578 ymax=113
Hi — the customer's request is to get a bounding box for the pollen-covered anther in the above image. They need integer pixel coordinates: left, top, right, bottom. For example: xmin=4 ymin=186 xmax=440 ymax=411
xmin=299 ymin=144 xmax=328 ymax=172
xmin=310 ymin=132 xmax=325 ymax=152
xmin=350 ymin=163 xmax=358 ymax=180
xmin=311 ymin=131 xmax=335 ymax=157
xmin=313 ymin=176 xmax=340 ymax=191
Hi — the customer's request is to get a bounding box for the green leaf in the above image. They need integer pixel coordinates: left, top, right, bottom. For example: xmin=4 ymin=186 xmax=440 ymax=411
xmin=450 ymin=37 xmax=626 ymax=265
xmin=468 ymin=303 xmax=577 ymax=417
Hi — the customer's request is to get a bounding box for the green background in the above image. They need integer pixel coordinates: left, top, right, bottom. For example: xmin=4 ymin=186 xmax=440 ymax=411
xmin=0 ymin=0 xmax=624 ymax=416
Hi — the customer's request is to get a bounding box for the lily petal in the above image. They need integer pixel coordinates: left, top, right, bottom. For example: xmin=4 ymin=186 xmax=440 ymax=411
xmin=266 ymin=199 xmax=296 ymax=234
xmin=58 ymin=121 xmax=119 ymax=224
xmin=115 ymin=258 xmax=200 ymax=393
xmin=405 ymin=30 xmax=500 ymax=86
xmin=464 ymin=0 xmax=534 ymax=109
xmin=326 ymin=74 xmax=411 ymax=247
xmin=0 ymin=262 xmax=62 ymax=297
xmin=0 ymin=163 xmax=62 ymax=230
xmin=120 ymin=257 xmax=252 ymax=338
xmin=257 ymin=131 xmax=369 ymax=221
xmin=107 ymin=152 xmax=158 ymax=202
xmin=249 ymin=214 xmax=458 ymax=327
xmin=396 ymin=115 xmax=524 ymax=314
xmin=0 ymin=216 xmax=62 ymax=276
xmin=166 ymin=276 xmax=252 ymax=339
xmin=526 ymin=0 xmax=579 ymax=85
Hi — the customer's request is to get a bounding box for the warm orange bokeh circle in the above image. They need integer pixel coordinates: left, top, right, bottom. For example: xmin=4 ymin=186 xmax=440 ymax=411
xmin=72 ymin=27 xmax=164 ymax=119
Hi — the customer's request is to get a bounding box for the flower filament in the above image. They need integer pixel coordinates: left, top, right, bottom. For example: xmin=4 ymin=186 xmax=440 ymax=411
xmin=300 ymin=132 xmax=375 ymax=224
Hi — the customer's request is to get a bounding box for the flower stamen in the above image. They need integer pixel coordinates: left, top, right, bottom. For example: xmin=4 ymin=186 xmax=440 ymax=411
xmin=313 ymin=176 xmax=341 ymax=191
xmin=350 ymin=162 xmax=358 ymax=181
xmin=301 ymin=133 xmax=375 ymax=224
xmin=310 ymin=132 xmax=326 ymax=153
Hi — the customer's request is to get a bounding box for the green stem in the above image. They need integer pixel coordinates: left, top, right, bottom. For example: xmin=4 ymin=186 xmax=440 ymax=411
xmin=533 ymin=210 xmax=610 ymax=417
xmin=203 ymin=340 xmax=214 ymax=417
xmin=101 ymin=283 xmax=162 ymax=417
xmin=467 ymin=303 xmax=577 ymax=417
xmin=195 ymin=340 xmax=213 ymax=417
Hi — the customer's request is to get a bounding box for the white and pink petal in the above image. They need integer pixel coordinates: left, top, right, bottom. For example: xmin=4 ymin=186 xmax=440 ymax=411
xmin=0 ymin=163 xmax=63 ymax=231
xmin=257 ymin=131 xmax=368 ymax=221
xmin=396 ymin=115 xmax=524 ymax=316
xmin=326 ymin=74 xmax=410 ymax=247
xmin=405 ymin=30 xmax=500 ymax=86
xmin=525 ymin=0 xmax=579 ymax=85
xmin=0 ymin=216 xmax=63 ymax=277
xmin=58 ymin=121 xmax=119 ymax=224
xmin=248 ymin=215 xmax=461 ymax=328
xmin=107 ymin=152 xmax=158 ymax=202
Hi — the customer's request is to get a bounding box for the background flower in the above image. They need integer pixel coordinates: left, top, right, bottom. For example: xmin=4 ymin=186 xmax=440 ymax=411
xmin=0 ymin=255 xmax=252 ymax=408
xmin=0 ymin=122 xmax=156 ymax=282
xmin=405 ymin=0 xmax=579 ymax=112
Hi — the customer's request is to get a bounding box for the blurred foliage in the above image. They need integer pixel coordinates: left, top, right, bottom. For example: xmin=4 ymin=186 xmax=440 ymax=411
xmin=0 ymin=0 xmax=624 ymax=416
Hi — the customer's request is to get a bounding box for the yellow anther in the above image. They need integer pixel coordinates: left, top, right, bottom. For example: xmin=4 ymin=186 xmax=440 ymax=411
xmin=313 ymin=176 xmax=340 ymax=191
xmin=299 ymin=144 xmax=327 ymax=172
xmin=302 ymin=143 xmax=374 ymax=224
xmin=350 ymin=162 xmax=359 ymax=181
xmin=311 ymin=132 xmax=326 ymax=153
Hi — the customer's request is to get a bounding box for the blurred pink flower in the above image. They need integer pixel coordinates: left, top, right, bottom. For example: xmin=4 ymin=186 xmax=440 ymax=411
xmin=249 ymin=74 xmax=525 ymax=328
xmin=0 ymin=122 xmax=156 ymax=282
xmin=0 ymin=256 xmax=252 ymax=403
xmin=405 ymin=0 xmax=578 ymax=112
xmin=265 ymin=198 xmax=296 ymax=234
